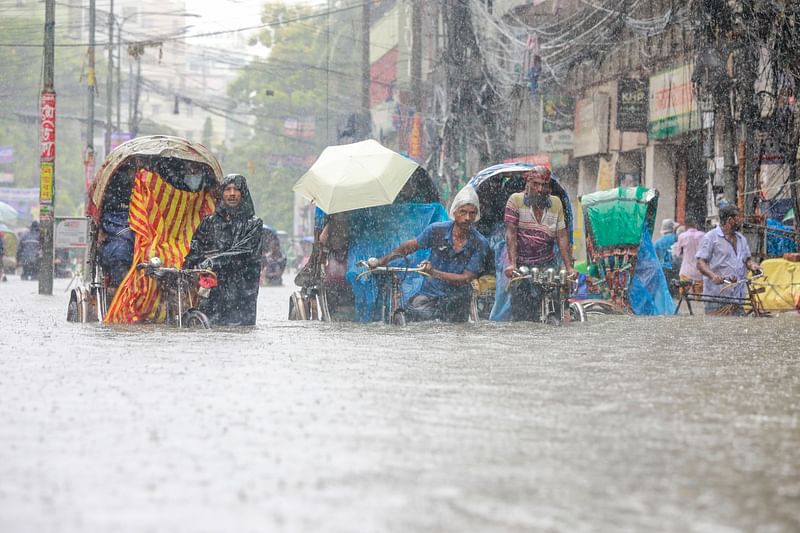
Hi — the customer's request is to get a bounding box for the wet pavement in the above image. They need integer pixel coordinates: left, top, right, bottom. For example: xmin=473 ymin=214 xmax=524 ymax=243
xmin=0 ymin=273 xmax=798 ymax=532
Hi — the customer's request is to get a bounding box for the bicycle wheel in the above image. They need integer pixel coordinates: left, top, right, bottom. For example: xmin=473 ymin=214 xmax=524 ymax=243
xmin=545 ymin=313 xmax=561 ymax=326
xmin=182 ymin=309 xmax=212 ymax=329
xmin=317 ymin=288 xmax=332 ymax=322
xmin=66 ymin=299 xmax=81 ymax=322
xmin=288 ymin=292 xmax=309 ymax=320
xmin=569 ymin=301 xmax=587 ymax=322
xmin=391 ymin=310 xmax=407 ymax=326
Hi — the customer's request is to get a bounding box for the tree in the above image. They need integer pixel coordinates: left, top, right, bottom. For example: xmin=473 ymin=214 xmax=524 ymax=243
xmin=224 ymin=2 xmax=362 ymax=232
xmin=202 ymin=117 xmax=214 ymax=148
xmin=0 ymin=11 xmax=108 ymax=218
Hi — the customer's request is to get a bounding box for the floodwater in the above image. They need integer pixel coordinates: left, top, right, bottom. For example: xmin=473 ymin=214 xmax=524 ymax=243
xmin=1 ymin=274 xmax=798 ymax=532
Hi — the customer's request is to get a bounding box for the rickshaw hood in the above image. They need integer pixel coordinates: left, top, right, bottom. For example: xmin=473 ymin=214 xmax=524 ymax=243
xmin=89 ymin=135 xmax=223 ymax=221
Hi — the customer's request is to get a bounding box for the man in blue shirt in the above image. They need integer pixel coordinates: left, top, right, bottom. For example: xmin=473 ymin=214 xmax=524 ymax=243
xmin=696 ymin=205 xmax=762 ymax=315
xmin=374 ymin=187 xmax=488 ymax=322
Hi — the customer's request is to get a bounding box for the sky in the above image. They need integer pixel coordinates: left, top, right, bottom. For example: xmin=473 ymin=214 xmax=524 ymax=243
xmin=185 ymin=0 xmax=324 ymax=36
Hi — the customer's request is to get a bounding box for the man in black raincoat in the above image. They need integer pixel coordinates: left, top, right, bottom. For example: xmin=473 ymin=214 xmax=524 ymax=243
xmin=184 ymin=174 xmax=263 ymax=325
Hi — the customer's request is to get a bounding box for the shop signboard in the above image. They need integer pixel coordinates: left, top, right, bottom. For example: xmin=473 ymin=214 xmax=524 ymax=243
xmin=617 ymin=79 xmax=648 ymax=132
xmin=540 ymin=95 xmax=574 ymax=152
xmin=648 ymin=63 xmax=701 ymax=139
xmin=573 ymin=92 xmax=610 ymax=158
xmin=55 ymin=217 xmax=88 ymax=249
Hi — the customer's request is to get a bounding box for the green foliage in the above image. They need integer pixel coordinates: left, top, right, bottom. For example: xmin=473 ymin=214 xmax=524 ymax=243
xmin=0 ymin=12 xmax=104 ymax=217
xmin=224 ymin=2 xmax=362 ymax=233
xmin=202 ymin=117 xmax=214 ymax=148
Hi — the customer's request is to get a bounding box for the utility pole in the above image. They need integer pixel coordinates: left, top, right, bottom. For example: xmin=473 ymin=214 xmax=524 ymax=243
xmin=410 ymin=0 xmax=422 ymax=111
xmin=104 ymin=0 xmax=114 ymax=156
xmin=38 ymin=0 xmax=56 ymax=295
xmin=360 ymin=0 xmax=370 ymax=140
xmin=85 ymin=0 xmax=96 ymax=203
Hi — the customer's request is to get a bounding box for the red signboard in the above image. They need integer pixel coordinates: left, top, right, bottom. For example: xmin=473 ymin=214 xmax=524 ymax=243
xmin=40 ymin=92 xmax=56 ymax=161
xmin=370 ymin=48 xmax=398 ymax=108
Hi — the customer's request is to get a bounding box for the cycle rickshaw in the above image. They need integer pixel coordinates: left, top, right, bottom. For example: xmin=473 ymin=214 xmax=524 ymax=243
xmin=66 ymin=135 xmax=223 ymax=328
xmin=578 ymin=186 xmax=675 ymax=316
xmin=289 ymin=140 xmax=447 ymax=323
xmin=464 ymin=162 xmax=588 ymax=324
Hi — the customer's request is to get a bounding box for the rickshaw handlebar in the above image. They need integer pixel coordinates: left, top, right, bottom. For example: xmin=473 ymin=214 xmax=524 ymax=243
xmin=355 ymin=259 xmax=431 ymax=279
xmin=510 ymin=268 xmax=576 ymax=286
xmin=135 ymin=263 xmax=216 ymax=278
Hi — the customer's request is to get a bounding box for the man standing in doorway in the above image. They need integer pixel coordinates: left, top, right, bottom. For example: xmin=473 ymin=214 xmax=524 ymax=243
xmin=503 ymin=166 xmax=575 ymax=321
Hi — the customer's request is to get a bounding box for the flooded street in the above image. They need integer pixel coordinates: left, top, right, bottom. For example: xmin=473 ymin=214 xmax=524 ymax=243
xmin=1 ymin=275 xmax=798 ymax=532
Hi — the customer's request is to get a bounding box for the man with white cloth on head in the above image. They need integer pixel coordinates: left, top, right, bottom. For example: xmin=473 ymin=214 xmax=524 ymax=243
xmin=373 ymin=186 xmax=489 ymax=322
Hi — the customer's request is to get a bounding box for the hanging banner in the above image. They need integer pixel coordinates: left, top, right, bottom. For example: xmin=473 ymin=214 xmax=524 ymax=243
xmin=40 ymin=92 xmax=56 ymax=161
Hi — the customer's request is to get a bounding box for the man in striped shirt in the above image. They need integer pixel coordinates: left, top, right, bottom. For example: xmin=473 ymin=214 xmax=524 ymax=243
xmin=504 ymin=166 xmax=575 ymax=321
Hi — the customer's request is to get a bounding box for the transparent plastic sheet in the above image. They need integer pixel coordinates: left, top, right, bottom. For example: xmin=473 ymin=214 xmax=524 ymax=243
xmin=766 ymin=219 xmax=797 ymax=256
xmin=340 ymin=203 xmax=449 ymax=322
xmin=489 ymin=241 xmax=511 ymax=321
xmin=629 ymin=227 xmax=676 ymax=315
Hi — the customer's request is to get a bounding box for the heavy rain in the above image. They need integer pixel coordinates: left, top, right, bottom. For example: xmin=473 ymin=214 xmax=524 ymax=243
xmin=1 ymin=0 xmax=799 ymax=532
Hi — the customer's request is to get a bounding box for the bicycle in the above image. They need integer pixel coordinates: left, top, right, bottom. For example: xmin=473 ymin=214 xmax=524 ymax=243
xmin=135 ymin=257 xmax=217 ymax=328
xmin=507 ymin=266 xmax=587 ymax=325
xmin=674 ymin=272 xmax=769 ymax=316
xmin=355 ymin=258 xmax=430 ymax=326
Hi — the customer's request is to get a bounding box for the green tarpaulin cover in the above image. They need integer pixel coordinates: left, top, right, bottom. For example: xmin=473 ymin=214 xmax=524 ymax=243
xmin=580 ymin=186 xmax=657 ymax=249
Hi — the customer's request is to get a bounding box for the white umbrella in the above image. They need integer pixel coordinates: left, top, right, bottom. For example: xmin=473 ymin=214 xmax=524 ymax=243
xmin=292 ymin=139 xmax=420 ymax=214
xmin=0 ymin=200 xmax=18 ymax=224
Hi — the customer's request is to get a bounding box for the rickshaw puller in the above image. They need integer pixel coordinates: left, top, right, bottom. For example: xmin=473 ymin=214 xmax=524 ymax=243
xmin=374 ymin=186 xmax=488 ymax=322
xmin=184 ymin=174 xmax=263 ymax=326
xmin=504 ymin=166 xmax=575 ymax=321
xmin=695 ymin=205 xmax=762 ymax=315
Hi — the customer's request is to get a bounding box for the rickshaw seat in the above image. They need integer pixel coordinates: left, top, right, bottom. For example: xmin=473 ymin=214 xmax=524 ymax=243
xmin=474 ymin=274 xmax=496 ymax=294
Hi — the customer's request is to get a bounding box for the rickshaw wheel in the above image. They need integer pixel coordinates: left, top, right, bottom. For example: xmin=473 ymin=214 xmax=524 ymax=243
xmin=391 ymin=310 xmax=407 ymax=327
xmin=316 ymin=289 xmax=332 ymax=322
xmin=569 ymin=301 xmax=588 ymax=322
xmin=67 ymin=300 xmax=81 ymax=322
xmin=545 ymin=313 xmax=562 ymax=327
xmin=288 ymin=292 xmax=306 ymax=320
xmin=182 ymin=309 xmax=211 ymax=329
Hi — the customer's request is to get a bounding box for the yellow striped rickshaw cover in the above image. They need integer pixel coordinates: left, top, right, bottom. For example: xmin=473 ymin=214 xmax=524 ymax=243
xmin=104 ymin=169 xmax=216 ymax=324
